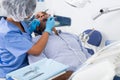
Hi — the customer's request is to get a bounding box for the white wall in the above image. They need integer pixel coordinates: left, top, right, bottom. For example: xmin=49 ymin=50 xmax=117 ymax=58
xmin=45 ymin=0 xmax=120 ymax=47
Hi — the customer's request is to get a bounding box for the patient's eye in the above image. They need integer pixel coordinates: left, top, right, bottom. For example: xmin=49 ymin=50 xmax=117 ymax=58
xmin=36 ymin=15 xmax=40 ymax=19
xmin=40 ymin=14 xmax=45 ymax=18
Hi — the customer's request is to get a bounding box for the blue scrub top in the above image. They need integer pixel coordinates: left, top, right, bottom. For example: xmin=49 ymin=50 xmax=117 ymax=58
xmin=0 ymin=18 xmax=34 ymax=78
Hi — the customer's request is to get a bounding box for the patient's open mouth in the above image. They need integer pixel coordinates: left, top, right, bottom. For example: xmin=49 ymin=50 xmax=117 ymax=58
xmin=43 ymin=19 xmax=47 ymax=22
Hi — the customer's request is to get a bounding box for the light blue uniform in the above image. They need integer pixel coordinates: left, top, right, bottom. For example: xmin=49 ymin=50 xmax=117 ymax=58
xmin=29 ymin=30 xmax=91 ymax=71
xmin=0 ymin=18 xmax=34 ymax=78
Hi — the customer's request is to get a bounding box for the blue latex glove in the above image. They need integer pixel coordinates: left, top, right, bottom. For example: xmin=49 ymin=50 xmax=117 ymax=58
xmin=44 ymin=17 xmax=55 ymax=34
xmin=29 ymin=19 xmax=40 ymax=34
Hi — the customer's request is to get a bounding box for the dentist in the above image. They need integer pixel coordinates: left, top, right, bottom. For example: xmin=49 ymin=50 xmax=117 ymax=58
xmin=0 ymin=0 xmax=55 ymax=78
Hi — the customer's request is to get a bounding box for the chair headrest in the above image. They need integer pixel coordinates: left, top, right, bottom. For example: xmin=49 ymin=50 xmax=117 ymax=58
xmin=83 ymin=29 xmax=102 ymax=47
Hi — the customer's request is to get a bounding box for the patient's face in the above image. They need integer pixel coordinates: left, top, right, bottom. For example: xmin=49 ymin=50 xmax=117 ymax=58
xmin=35 ymin=12 xmax=49 ymax=32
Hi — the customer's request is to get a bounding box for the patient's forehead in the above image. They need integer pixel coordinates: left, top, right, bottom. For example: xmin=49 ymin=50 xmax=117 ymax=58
xmin=36 ymin=12 xmax=47 ymax=16
xmin=35 ymin=12 xmax=48 ymax=20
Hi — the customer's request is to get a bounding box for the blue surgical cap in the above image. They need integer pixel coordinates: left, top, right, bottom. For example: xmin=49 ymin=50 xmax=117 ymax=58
xmin=2 ymin=0 xmax=36 ymax=22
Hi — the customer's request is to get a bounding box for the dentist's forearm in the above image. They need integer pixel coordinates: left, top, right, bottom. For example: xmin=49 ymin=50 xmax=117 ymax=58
xmin=28 ymin=32 xmax=49 ymax=56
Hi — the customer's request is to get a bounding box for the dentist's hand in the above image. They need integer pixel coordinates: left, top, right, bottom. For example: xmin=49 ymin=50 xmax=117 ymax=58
xmin=44 ymin=17 xmax=55 ymax=34
xmin=29 ymin=19 xmax=40 ymax=34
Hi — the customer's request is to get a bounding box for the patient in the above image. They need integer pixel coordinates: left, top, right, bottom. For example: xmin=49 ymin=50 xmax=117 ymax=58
xmin=28 ymin=12 xmax=91 ymax=71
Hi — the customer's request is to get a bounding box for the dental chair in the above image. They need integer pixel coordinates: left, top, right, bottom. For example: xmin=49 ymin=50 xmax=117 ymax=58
xmin=70 ymin=41 xmax=120 ymax=80
xmin=80 ymin=29 xmax=102 ymax=55
xmin=83 ymin=30 xmax=120 ymax=80
xmin=105 ymin=40 xmax=120 ymax=80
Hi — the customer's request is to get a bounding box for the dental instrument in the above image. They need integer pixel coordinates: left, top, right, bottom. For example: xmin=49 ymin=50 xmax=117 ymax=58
xmin=23 ymin=67 xmax=39 ymax=76
xmin=29 ymin=73 xmax=44 ymax=80
xmin=93 ymin=6 xmax=120 ymax=20
xmin=44 ymin=9 xmax=49 ymax=13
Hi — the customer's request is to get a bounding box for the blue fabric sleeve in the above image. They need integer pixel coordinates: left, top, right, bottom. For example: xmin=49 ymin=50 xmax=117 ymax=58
xmin=4 ymin=32 xmax=34 ymax=57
